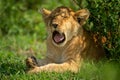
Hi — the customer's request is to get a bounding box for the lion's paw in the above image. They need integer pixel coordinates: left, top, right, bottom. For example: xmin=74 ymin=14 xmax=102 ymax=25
xmin=26 ymin=56 xmax=38 ymax=68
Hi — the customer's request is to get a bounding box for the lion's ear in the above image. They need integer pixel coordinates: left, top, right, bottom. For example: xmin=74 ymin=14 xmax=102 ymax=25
xmin=75 ymin=9 xmax=90 ymax=25
xmin=39 ymin=8 xmax=51 ymax=24
xmin=39 ymin=8 xmax=51 ymax=18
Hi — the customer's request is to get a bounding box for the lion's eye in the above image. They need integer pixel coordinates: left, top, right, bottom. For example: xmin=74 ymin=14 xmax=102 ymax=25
xmin=52 ymin=23 xmax=58 ymax=28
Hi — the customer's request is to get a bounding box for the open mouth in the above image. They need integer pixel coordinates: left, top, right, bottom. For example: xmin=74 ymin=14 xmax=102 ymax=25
xmin=52 ymin=31 xmax=65 ymax=44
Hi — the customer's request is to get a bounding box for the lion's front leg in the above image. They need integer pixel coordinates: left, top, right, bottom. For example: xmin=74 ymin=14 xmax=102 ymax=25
xmin=26 ymin=56 xmax=53 ymax=71
xmin=27 ymin=60 xmax=79 ymax=73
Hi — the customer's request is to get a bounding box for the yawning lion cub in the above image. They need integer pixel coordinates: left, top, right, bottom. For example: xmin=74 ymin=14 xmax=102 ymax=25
xmin=26 ymin=6 xmax=105 ymax=73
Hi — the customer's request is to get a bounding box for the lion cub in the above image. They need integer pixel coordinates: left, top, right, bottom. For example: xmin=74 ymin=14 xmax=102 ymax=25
xmin=26 ymin=6 xmax=105 ymax=73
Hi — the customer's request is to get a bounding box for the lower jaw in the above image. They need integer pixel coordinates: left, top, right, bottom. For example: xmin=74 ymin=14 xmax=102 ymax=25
xmin=52 ymin=40 xmax=66 ymax=47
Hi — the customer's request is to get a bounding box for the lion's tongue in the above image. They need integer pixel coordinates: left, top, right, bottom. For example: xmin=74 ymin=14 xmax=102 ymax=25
xmin=54 ymin=33 xmax=64 ymax=43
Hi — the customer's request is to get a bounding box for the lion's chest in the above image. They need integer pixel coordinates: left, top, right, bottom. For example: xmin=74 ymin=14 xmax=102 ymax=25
xmin=47 ymin=51 xmax=64 ymax=63
xmin=47 ymin=36 xmax=85 ymax=63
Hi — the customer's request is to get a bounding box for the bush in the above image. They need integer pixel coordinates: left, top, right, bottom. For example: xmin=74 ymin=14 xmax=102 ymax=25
xmin=0 ymin=0 xmax=46 ymax=40
xmin=75 ymin=0 xmax=120 ymax=58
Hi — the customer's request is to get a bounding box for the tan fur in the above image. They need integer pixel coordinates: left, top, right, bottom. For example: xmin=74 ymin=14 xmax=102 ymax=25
xmin=26 ymin=6 xmax=105 ymax=73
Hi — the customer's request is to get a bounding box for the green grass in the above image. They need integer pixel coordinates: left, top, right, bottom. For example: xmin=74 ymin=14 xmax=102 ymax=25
xmin=0 ymin=35 xmax=120 ymax=80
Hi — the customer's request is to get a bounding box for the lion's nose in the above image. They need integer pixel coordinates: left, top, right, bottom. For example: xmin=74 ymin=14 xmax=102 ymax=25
xmin=52 ymin=23 xmax=58 ymax=28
